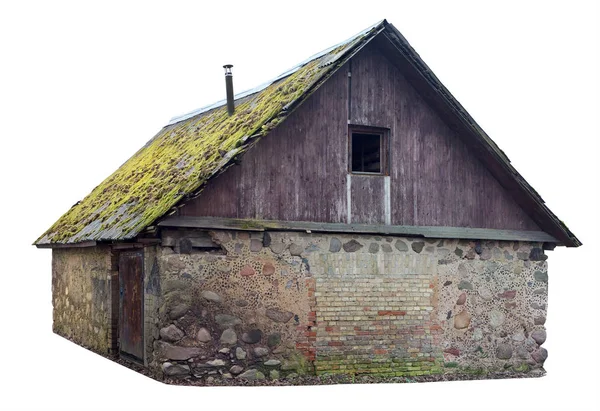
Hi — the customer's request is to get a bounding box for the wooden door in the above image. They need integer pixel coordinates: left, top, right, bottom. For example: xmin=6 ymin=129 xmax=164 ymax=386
xmin=119 ymin=251 xmax=144 ymax=361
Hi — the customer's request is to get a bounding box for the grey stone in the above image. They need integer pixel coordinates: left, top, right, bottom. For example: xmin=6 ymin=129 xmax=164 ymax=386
xmin=456 ymin=293 xmax=467 ymax=305
xmin=534 ymin=270 xmax=548 ymax=283
xmin=250 ymin=239 xmax=262 ymax=252
xmin=343 ymin=240 xmax=363 ymax=252
xmin=454 ymin=248 xmax=464 ymax=257
xmin=241 ymin=329 xmax=262 ymax=344
xmin=480 ymin=248 xmax=492 ymax=260
xmin=529 ymin=248 xmax=547 ymax=261
xmin=206 ymin=359 xmax=226 ymax=367
xmin=394 ymin=240 xmax=408 ymax=252
xmin=270 ymin=370 xmax=280 ymax=380
xmin=270 ymin=241 xmax=286 ymax=254
xmin=267 ymin=333 xmax=281 ymax=347
xmin=263 ymin=232 xmax=272 ymax=247
xmin=305 ymin=244 xmax=320 ymax=252
xmin=531 ymin=302 xmax=546 ymax=310
xmin=168 ymin=303 xmax=190 ymax=320
xmin=517 ymin=346 xmax=530 ymax=359
xmin=222 ymin=373 xmax=233 ymax=379
xmin=265 ymin=308 xmax=294 ymax=323
xmin=253 ymin=347 xmax=269 ymax=357
xmin=206 ymin=376 xmax=215 ymax=384
xmin=286 ymin=373 xmax=299 ymax=379
xmin=238 ymin=369 xmax=265 ymax=380
xmin=534 ymin=316 xmax=546 ymax=325
xmin=162 ymin=362 xmax=190 ymax=377
xmin=381 ymin=244 xmax=392 ymax=253
xmin=411 ymin=241 xmax=425 ymax=253
xmin=201 ymin=290 xmax=222 ymax=303
xmin=215 ymin=314 xmax=241 ymax=328
xmin=234 ymin=243 xmax=244 ymax=254
xmin=458 ymin=280 xmax=473 ymax=290
xmin=230 ymin=365 xmax=244 ymax=375
xmin=235 ymin=347 xmax=247 ymax=360
xmin=478 ymin=287 xmax=493 ymax=301
xmin=368 ymin=243 xmax=379 ymax=253
xmin=489 ymin=309 xmax=506 ymax=328
xmin=289 ymin=243 xmax=304 ymax=256
xmin=159 ymin=342 xmax=202 ymax=361
xmin=197 ymin=327 xmax=212 ymax=343
xmin=329 ymin=238 xmax=342 ymax=253
xmin=219 ymin=347 xmax=230 ymax=354
xmin=531 ymin=330 xmax=547 ymax=345
xmin=264 ymin=359 xmax=281 ymax=366
xmin=517 ymin=252 xmax=529 ymax=260
xmin=159 ymin=324 xmax=184 ymax=342
xmin=532 ymin=347 xmax=548 ymax=364
xmin=220 ymin=329 xmax=237 ymax=345
xmin=496 ymin=343 xmax=513 ymax=359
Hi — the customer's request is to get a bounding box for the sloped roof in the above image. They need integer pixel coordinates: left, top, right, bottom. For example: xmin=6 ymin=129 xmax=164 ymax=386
xmin=35 ymin=20 xmax=581 ymax=247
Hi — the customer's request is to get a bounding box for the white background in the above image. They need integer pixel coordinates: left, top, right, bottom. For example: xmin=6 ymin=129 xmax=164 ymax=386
xmin=0 ymin=1 xmax=598 ymax=410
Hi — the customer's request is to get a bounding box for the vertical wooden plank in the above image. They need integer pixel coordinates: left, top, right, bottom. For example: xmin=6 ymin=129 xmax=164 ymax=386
xmin=350 ymin=175 xmax=385 ymax=224
xmin=119 ymin=251 xmax=144 ymax=361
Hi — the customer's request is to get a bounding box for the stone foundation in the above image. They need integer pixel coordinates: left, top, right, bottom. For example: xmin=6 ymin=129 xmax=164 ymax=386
xmin=146 ymin=229 xmax=548 ymax=382
xmin=49 ymin=230 xmax=549 ymax=382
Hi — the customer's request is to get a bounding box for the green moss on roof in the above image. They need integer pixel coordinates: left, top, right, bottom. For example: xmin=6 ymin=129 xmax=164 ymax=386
xmin=35 ymin=33 xmax=373 ymax=244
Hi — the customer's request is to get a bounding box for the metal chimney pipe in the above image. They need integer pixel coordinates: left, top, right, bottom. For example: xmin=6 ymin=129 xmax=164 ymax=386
xmin=223 ymin=64 xmax=234 ymax=115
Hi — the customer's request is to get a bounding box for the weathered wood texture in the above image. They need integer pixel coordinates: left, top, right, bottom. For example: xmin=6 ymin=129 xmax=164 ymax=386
xmin=350 ymin=175 xmax=386 ymax=224
xmin=179 ymin=43 xmax=539 ymax=232
xmin=159 ymin=216 xmax=558 ymax=243
xmin=181 ymin=64 xmax=350 ymax=222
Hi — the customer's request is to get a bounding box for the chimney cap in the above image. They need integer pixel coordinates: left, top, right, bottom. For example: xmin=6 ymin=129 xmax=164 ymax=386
xmin=223 ymin=64 xmax=233 ymax=69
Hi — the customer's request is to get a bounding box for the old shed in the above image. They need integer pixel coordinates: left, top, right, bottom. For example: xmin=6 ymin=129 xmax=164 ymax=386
xmin=35 ymin=20 xmax=580 ymax=384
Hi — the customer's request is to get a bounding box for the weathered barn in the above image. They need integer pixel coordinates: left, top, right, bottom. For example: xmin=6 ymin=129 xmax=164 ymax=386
xmin=35 ymin=20 xmax=580 ymax=384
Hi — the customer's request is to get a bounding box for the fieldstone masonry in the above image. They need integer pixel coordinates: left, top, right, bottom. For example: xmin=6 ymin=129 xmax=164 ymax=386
xmin=52 ymin=246 xmax=114 ymax=354
xmin=51 ymin=230 xmax=549 ymax=383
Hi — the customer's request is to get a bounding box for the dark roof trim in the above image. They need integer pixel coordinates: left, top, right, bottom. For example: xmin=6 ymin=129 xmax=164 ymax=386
xmin=35 ymin=240 xmax=97 ymax=249
xmin=158 ymin=216 xmax=559 ymax=243
xmin=374 ymin=22 xmax=581 ymax=247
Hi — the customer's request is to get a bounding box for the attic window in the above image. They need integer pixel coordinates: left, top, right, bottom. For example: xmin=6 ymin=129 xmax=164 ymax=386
xmin=349 ymin=126 xmax=388 ymax=174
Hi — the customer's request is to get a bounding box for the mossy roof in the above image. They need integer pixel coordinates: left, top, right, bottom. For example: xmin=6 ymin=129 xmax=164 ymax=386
xmin=35 ymin=21 xmax=385 ymax=245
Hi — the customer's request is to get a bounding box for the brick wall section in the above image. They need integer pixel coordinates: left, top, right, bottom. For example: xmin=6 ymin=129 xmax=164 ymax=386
xmin=312 ymin=252 xmax=443 ymax=376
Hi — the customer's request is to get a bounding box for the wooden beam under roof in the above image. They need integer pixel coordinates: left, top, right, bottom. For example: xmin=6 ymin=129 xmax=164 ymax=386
xmin=158 ymin=216 xmax=560 ymax=243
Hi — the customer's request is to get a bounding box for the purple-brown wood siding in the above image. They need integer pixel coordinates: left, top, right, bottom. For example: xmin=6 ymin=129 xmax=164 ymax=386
xmin=179 ymin=44 xmax=540 ymax=232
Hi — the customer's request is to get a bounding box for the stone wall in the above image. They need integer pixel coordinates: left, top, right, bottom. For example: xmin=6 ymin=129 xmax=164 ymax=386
xmin=150 ymin=231 xmax=314 ymax=381
xmin=52 ymin=246 xmax=114 ymax=354
xmin=147 ymin=229 xmax=548 ymax=382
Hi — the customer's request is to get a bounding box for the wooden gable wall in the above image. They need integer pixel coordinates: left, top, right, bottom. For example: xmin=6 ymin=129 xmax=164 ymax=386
xmin=178 ymin=43 xmax=540 ymax=232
